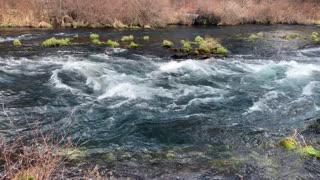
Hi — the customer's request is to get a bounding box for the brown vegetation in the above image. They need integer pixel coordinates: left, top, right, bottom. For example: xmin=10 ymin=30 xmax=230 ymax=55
xmin=0 ymin=0 xmax=320 ymax=27
xmin=0 ymin=126 xmax=72 ymax=179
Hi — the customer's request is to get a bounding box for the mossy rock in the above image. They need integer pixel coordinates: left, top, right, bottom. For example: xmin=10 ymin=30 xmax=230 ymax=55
xmin=42 ymin=37 xmax=71 ymax=47
xmin=283 ymin=33 xmax=300 ymax=40
xmin=121 ymin=35 xmax=134 ymax=41
xmin=182 ymin=41 xmax=192 ymax=52
xmin=143 ymin=36 xmax=150 ymax=41
xmin=106 ymin=40 xmax=119 ymax=48
xmin=128 ymin=42 xmax=139 ymax=48
xmin=162 ymin=40 xmax=174 ymax=48
xmin=195 ymin=36 xmax=204 ymax=43
xmin=279 ymin=137 xmax=297 ymax=150
xmin=299 ymin=145 xmax=320 ymax=157
xmin=92 ymin=39 xmax=103 ymax=45
xmin=90 ymin=33 xmax=99 ymax=40
xmin=13 ymin=39 xmax=21 ymax=46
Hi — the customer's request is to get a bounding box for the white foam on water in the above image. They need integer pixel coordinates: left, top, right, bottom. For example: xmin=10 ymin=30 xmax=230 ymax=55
xmin=246 ymin=91 xmax=283 ymax=113
xmin=302 ymin=81 xmax=319 ymax=96
xmin=0 ymin=34 xmax=34 ymax=42
xmin=50 ymin=69 xmax=74 ymax=91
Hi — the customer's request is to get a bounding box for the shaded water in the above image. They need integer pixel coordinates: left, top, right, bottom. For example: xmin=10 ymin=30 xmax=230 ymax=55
xmin=1 ymin=25 xmax=320 ymax=179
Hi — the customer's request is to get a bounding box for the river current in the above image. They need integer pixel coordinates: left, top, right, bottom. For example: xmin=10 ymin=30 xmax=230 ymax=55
xmin=1 ymin=25 xmax=320 ymax=179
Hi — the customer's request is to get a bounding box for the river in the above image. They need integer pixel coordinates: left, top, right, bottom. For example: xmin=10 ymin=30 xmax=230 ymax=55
xmin=1 ymin=25 xmax=320 ymax=179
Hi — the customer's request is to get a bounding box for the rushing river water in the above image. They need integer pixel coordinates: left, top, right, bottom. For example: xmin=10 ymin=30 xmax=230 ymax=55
xmin=1 ymin=25 xmax=320 ymax=179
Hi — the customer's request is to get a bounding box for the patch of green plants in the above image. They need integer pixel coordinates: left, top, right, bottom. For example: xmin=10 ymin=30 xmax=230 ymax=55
xmin=249 ymin=32 xmax=264 ymax=40
xmin=195 ymin=36 xmax=204 ymax=43
xmin=106 ymin=40 xmax=120 ymax=48
xmin=13 ymin=39 xmax=21 ymax=46
xmin=0 ymin=23 xmax=17 ymax=27
xmin=128 ymin=42 xmax=139 ymax=48
xmin=181 ymin=41 xmax=192 ymax=52
xmin=121 ymin=35 xmax=134 ymax=41
xmin=90 ymin=33 xmax=99 ymax=40
xmin=283 ymin=33 xmax=300 ymax=40
xmin=92 ymin=39 xmax=103 ymax=45
xmin=73 ymin=34 xmax=79 ymax=38
xmin=143 ymin=36 xmax=150 ymax=41
xmin=216 ymin=46 xmax=228 ymax=55
xmin=162 ymin=40 xmax=174 ymax=48
xmin=279 ymin=131 xmax=320 ymax=158
xmin=311 ymin=32 xmax=320 ymax=42
xmin=42 ymin=37 xmax=71 ymax=47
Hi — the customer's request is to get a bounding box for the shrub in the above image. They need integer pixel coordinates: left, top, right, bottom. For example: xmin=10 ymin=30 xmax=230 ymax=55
xmin=42 ymin=37 xmax=71 ymax=47
xmin=13 ymin=39 xmax=21 ymax=46
xmin=121 ymin=35 xmax=134 ymax=41
xmin=106 ymin=40 xmax=120 ymax=48
xmin=92 ymin=39 xmax=103 ymax=45
xmin=257 ymin=32 xmax=264 ymax=37
xmin=143 ymin=36 xmax=150 ymax=40
xmin=216 ymin=46 xmax=228 ymax=54
xmin=195 ymin=36 xmax=204 ymax=43
xmin=162 ymin=40 xmax=173 ymax=48
xmin=249 ymin=34 xmax=258 ymax=40
xmin=128 ymin=42 xmax=139 ymax=48
xmin=283 ymin=33 xmax=300 ymax=40
xmin=182 ymin=41 xmax=192 ymax=52
xmin=90 ymin=33 xmax=99 ymax=39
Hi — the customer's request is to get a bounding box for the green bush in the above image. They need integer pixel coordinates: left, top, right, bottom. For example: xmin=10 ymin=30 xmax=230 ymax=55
xmin=92 ymin=39 xmax=103 ymax=45
xmin=249 ymin=34 xmax=258 ymax=40
xmin=106 ymin=40 xmax=120 ymax=48
xmin=128 ymin=42 xmax=139 ymax=48
xmin=42 ymin=37 xmax=71 ymax=47
xmin=13 ymin=39 xmax=21 ymax=46
xmin=257 ymin=32 xmax=264 ymax=37
xmin=90 ymin=33 xmax=99 ymax=39
xmin=216 ymin=46 xmax=228 ymax=54
xmin=143 ymin=36 xmax=150 ymax=41
xmin=195 ymin=36 xmax=204 ymax=43
xmin=283 ymin=33 xmax=300 ymax=40
xmin=162 ymin=40 xmax=174 ymax=48
xmin=121 ymin=35 xmax=134 ymax=41
xmin=182 ymin=41 xmax=192 ymax=52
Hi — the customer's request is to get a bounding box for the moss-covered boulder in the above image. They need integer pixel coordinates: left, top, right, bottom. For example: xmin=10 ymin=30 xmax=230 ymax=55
xmin=42 ymin=37 xmax=71 ymax=47
xmin=279 ymin=137 xmax=297 ymax=150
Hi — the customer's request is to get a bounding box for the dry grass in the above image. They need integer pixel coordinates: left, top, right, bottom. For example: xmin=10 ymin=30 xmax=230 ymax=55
xmin=0 ymin=125 xmax=72 ymax=180
xmin=0 ymin=0 xmax=320 ymax=26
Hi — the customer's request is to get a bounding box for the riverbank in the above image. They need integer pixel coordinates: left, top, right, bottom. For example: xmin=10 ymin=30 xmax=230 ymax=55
xmin=1 ymin=0 xmax=320 ymax=29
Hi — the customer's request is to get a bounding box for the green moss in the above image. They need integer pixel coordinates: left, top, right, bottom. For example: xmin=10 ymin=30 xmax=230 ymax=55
xmin=279 ymin=137 xmax=297 ymax=150
xmin=249 ymin=34 xmax=258 ymax=40
xmin=143 ymin=36 xmax=150 ymax=41
xmin=162 ymin=40 xmax=174 ymax=48
xmin=13 ymin=39 xmax=21 ymax=46
xmin=299 ymin=145 xmax=320 ymax=157
xmin=311 ymin=32 xmax=320 ymax=42
xmin=283 ymin=33 xmax=300 ymax=40
xmin=182 ymin=41 xmax=192 ymax=52
xmin=257 ymin=32 xmax=264 ymax=37
xmin=195 ymin=36 xmax=204 ymax=43
xmin=106 ymin=40 xmax=120 ymax=48
xmin=90 ymin=33 xmax=99 ymax=40
xmin=216 ymin=46 xmax=228 ymax=54
xmin=128 ymin=42 xmax=139 ymax=48
xmin=121 ymin=35 xmax=134 ymax=41
xmin=92 ymin=39 xmax=103 ymax=45
xmin=42 ymin=37 xmax=71 ymax=47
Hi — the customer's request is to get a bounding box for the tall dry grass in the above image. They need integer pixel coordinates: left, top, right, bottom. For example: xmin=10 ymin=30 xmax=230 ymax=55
xmin=0 ymin=0 xmax=320 ymax=26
